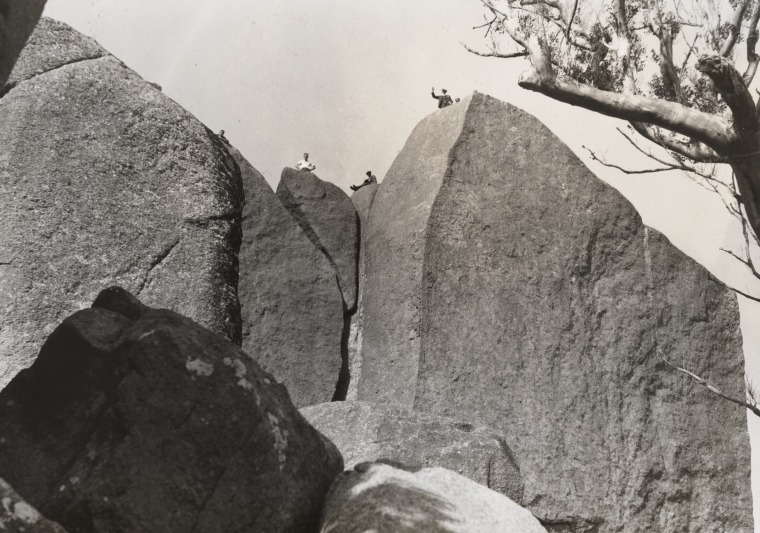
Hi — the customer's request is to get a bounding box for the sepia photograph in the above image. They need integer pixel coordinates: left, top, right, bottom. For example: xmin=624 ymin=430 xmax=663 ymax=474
xmin=0 ymin=0 xmax=758 ymax=531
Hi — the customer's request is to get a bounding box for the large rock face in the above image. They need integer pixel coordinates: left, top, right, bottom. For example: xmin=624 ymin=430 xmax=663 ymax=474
xmin=0 ymin=19 xmax=244 ymax=388
xmin=346 ymin=183 xmax=379 ymax=400
xmin=359 ymin=93 xmax=752 ymax=531
xmin=301 ymin=400 xmax=522 ymax=499
xmin=0 ymin=0 xmax=47 ymax=87
xmin=319 ymin=462 xmax=547 ymax=533
xmin=230 ymin=148 xmax=344 ymax=407
xmin=277 ymin=168 xmax=359 ymax=311
xmin=0 ymin=287 xmax=343 ymax=533
xmin=0 ymin=478 xmax=67 ymax=533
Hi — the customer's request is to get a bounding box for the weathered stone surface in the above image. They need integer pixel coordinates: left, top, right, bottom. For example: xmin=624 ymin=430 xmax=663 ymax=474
xmin=230 ymin=147 xmax=344 ymax=407
xmin=359 ymin=93 xmax=752 ymax=532
xmin=360 ymin=100 xmax=469 ymax=407
xmin=319 ymin=462 xmax=547 ymax=533
xmin=0 ymin=21 xmax=243 ymax=388
xmin=301 ymin=401 xmax=522 ymax=500
xmin=0 ymin=0 xmax=47 ymax=87
xmin=5 ymin=18 xmax=104 ymax=90
xmin=346 ymin=183 xmax=379 ymax=400
xmin=0 ymin=478 xmax=67 ymax=533
xmin=277 ymin=167 xmax=359 ymax=311
xmin=0 ymin=287 xmax=343 ymax=533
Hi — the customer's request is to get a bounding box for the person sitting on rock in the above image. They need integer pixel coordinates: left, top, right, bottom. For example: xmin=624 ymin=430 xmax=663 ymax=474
xmin=296 ymin=152 xmax=316 ymax=172
xmin=218 ymin=129 xmax=230 ymax=144
xmin=431 ymin=87 xmax=453 ymax=109
xmin=350 ymin=171 xmax=378 ymax=191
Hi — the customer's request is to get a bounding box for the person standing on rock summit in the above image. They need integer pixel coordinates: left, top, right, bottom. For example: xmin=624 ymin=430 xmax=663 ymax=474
xmin=296 ymin=153 xmax=316 ymax=172
xmin=431 ymin=87 xmax=453 ymax=109
xmin=350 ymin=171 xmax=377 ymax=191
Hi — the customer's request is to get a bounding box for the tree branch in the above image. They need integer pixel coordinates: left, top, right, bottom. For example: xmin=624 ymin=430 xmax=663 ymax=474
xmin=584 ymin=145 xmax=695 ymax=174
xmin=744 ymin=0 xmax=760 ymax=85
xmin=720 ymin=0 xmax=752 ymax=57
xmin=516 ymin=68 xmax=734 ymax=149
xmin=661 ymin=356 xmax=760 ymax=418
xmin=629 ymin=122 xmax=723 ymax=163
xmin=696 ymin=55 xmax=759 ymax=142
xmin=461 ymin=42 xmax=529 ymax=58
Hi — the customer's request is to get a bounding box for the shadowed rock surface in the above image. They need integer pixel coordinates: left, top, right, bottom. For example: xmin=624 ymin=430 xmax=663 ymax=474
xmin=346 ymin=183 xmax=379 ymax=400
xmin=277 ymin=167 xmax=359 ymax=311
xmin=319 ymin=462 xmax=547 ymax=533
xmin=0 ymin=287 xmax=343 ymax=533
xmin=0 ymin=19 xmax=244 ymax=388
xmin=0 ymin=478 xmax=67 ymax=533
xmin=229 ymin=147 xmax=344 ymax=407
xmin=358 ymin=93 xmax=752 ymax=532
xmin=0 ymin=0 xmax=47 ymax=87
xmin=301 ymin=400 xmax=522 ymax=500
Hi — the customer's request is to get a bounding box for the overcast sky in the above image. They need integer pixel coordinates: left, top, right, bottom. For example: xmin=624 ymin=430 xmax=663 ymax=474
xmin=42 ymin=0 xmax=760 ymax=525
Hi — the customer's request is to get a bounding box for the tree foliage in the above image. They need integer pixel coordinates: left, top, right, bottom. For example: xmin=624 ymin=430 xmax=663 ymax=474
xmin=470 ymin=0 xmax=760 ymax=250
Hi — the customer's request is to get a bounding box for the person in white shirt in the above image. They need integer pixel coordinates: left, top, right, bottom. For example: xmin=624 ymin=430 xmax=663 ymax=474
xmin=296 ymin=153 xmax=316 ymax=171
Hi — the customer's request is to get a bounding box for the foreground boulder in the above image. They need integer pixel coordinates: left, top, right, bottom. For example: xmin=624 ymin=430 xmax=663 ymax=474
xmin=229 ymin=147 xmax=345 ymax=407
xmin=0 ymin=287 xmax=343 ymax=532
xmin=319 ymin=462 xmax=547 ymax=533
xmin=0 ymin=478 xmax=67 ymax=533
xmin=358 ymin=93 xmax=752 ymax=531
xmin=301 ymin=401 xmax=522 ymax=500
xmin=0 ymin=19 xmax=244 ymax=387
xmin=277 ymin=168 xmax=359 ymax=311
xmin=346 ymin=184 xmax=379 ymax=400
xmin=0 ymin=0 xmax=46 ymax=86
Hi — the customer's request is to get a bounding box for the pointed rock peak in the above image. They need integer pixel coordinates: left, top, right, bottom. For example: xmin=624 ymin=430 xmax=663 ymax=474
xmin=277 ymin=167 xmax=359 ymax=311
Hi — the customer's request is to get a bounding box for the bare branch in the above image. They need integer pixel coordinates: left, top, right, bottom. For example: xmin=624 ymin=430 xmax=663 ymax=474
xmin=584 ymin=145 xmax=696 ymax=174
xmin=461 ymin=42 xmax=530 ymax=58
xmin=720 ymin=0 xmax=752 ymax=57
xmin=566 ymin=0 xmax=579 ymax=38
xmin=661 ymin=356 xmax=760 ymax=418
xmin=629 ymin=122 xmax=723 ymax=163
xmin=744 ymin=0 xmax=760 ymax=85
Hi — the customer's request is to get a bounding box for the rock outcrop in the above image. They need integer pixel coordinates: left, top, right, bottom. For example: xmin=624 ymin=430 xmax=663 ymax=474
xmin=319 ymin=462 xmax=547 ymax=533
xmin=230 ymin=148 xmax=345 ymax=407
xmin=358 ymin=93 xmax=752 ymax=531
xmin=0 ymin=0 xmax=46 ymax=87
xmin=0 ymin=19 xmax=244 ymax=388
xmin=277 ymin=168 xmax=359 ymax=311
xmin=301 ymin=401 xmax=522 ymax=499
xmin=0 ymin=287 xmax=343 ymax=533
xmin=346 ymin=184 xmax=379 ymax=400
xmin=0 ymin=478 xmax=67 ymax=533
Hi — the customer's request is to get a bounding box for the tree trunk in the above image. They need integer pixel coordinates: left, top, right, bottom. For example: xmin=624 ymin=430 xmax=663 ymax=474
xmin=730 ymin=147 xmax=760 ymax=241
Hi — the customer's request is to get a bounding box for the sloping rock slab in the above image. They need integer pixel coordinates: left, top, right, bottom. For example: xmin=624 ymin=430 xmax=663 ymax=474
xmin=0 ymin=20 xmax=243 ymax=388
xmin=0 ymin=287 xmax=343 ymax=533
xmin=229 ymin=146 xmax=345 ymax=407
xmin=319 ymin=462 xmax=546 ymax=533
xmin=277 ymin=167 xmax=359 ymax=311
xmin=4 ymin=17 xmax=103 ymax=89
xmin=346 ymin=183 xmax=379 ymax=399
xmin=0 ymin=0 xmax=47 ymax=87
xmin=301 ymin=401 xmax=522 ymax=500
xmin=359 ymin=93 xmax=752 ymax=532
xmin=0 ymin=478 xmax=67 ymax=533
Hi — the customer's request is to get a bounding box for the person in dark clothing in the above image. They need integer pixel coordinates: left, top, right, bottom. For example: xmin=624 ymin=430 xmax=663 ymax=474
xmin=350 ymin=171 xmax=378 ymax=191
xmin=431 ymin=87 xmax=453 ymax=108
xmin=218 ymin=129 xmax=230 ymax=144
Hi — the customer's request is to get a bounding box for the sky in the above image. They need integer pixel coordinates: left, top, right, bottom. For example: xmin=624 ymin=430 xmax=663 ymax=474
xmin=42 ymin=0 xmax=760 ymax=527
